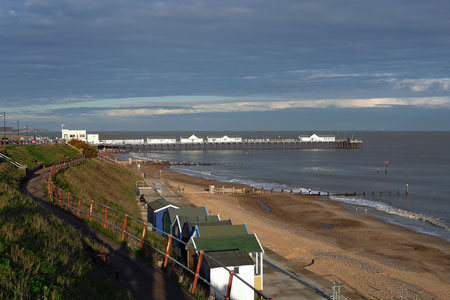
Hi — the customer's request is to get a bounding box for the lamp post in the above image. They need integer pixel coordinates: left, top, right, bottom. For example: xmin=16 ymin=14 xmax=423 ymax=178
xmin=0 ymin=112 xmax=4 ymax=139
xmin=24 ymin=124 xmax=28 ymax=144
xmin=14 ymin=120 xmax=19 ymax=143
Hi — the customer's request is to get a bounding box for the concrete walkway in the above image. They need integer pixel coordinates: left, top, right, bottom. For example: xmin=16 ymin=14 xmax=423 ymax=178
xmin=22 ymin=167 xmax=195 ymax=300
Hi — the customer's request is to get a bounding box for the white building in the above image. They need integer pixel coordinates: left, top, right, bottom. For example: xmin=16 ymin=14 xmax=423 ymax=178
xmin=147 ymin=137 xmax=176 ymax=144
xmin=299 ymin=134 xmax=335 ymax=142
xmin=180 ymin=134 xmax=203 ymax=144
xmin=202 ymin=250 xmax=255 ymax=300
xmin=207 ymin=135 xmax=243 ymax=143
xmin=62 ymin=129 xmax=87 ymax=142
xmin=87 ymin=134 xmax=99 ymax=144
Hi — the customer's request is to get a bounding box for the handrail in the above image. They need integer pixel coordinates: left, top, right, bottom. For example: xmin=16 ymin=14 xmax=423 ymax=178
xmin=47 ymin=157 xmax=279 ymax=300
xmin=0 ymin=152 xmax=21 ymax=168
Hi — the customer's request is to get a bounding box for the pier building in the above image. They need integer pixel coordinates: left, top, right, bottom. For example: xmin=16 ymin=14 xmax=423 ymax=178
xmin=147 ymin=137 xmax=176 ymax=144
xmin=299 ymin=134 xmax=335 ymax=142
xmin=180 ymin=134 xmax=204 ymax=143
xmin=207 ymin=135 xmax=243 ymax=143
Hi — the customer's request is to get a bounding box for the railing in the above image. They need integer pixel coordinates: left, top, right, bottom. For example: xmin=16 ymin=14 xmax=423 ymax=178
xmin=47 ymin=158 xmax=276 ymax=300
xmin=0 ymin=152 xmax=21 ymax=168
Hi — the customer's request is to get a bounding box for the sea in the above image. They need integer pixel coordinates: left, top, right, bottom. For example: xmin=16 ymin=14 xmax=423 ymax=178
xmin=44 ymin=131 xmax=450 ymax=241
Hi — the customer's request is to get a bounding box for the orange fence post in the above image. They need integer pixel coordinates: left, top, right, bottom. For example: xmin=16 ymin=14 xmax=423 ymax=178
xmin=58 ymin=189 xmax=62 ymax=206
xmin=140 ymin=222 xmax=148 ymax=250
xmin=103 ymin=206 xmax=109 ymax=229
xmin=77 ymin=197 xmax=81 ymax=216
xmin=191 ymin=250 xmax=204 ymax=294
xmin=164 ymin=234 xmax=172 ymax=268
xmin=89 ymin=200 xmax=94 ymax=221
xmin=122 ymin=214 xmax=128 ymax=241
xmin=67 ymin=192 xmax=71 ymax=210
xmin=225 ymin=270 xmax=234 ymax=300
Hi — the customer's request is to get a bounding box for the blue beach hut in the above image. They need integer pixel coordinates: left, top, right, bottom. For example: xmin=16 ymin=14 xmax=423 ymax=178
xmin=148 ymin=198 xmax=178 ymax=236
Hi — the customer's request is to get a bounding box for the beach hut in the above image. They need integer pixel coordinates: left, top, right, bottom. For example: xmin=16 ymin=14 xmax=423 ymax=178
xmin=201 ymin=250 xmax=255 ymax=300
xmin=188 ymin=234 xmax=264 ymax=291
xmin=181 ymin=220 xmax=232 ymax=244
xmin=147 ymin=198 xmax=178 ymax=236
xmin=163 ymin=207 xmax=209 ymax=236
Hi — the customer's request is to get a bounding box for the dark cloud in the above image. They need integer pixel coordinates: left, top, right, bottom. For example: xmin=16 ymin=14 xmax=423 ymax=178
xmin=0 ymin=0 xmax=449 ymax=129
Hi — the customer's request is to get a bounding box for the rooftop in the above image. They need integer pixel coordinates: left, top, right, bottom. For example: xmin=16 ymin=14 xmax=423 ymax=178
xmin=204 ymin=250 xmax=254 ymax=268
xmin=148 ymin=198 xmax=175 ymax=211
xmin=167 ymin=207 xmax=208 ymax=223
xmin=196 ymin=224 xmax=248 ymax=238
xmin=193 ymin=234 xmax=263 ymax=253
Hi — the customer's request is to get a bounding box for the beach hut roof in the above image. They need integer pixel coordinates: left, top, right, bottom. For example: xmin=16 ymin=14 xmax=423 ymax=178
xmin=193 ymin=234 xmax=263 ymax=253
xmin=167 ymin=207 xmax=208 ymax=224
xmin=148 ymin=198 xmax=177 ymax=212
xmin=178 ymin=215 xmax=220 ymax=228
xmin=196 ymin=224 xmax=248 ymax=238
xmin=204 ymin=250 xmax=254 ymax=268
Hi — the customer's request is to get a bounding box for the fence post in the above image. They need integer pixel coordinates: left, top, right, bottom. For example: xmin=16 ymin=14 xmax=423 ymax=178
xmin=103 ymin=206 xmax=109 ymax=229
xmin=122 ymin=214 xmax=128 ymax=241
xmin=77 ymin=197 xmax=81 ymax=216
xmin=59 ymin=189 xmax=62 ymax=206
xmin=225 ymin=270 xmax=234 ymax=300
xmin=67 ymin=192 xmax=71 ymax=210
xmin=191 ymin=250 xmax=204 ymax=294
xmin=89 ymin=200 xmax=94 ymax=221
xmin=140 ymin=222 xmax=148 ymax=250
xmin=164 ymin=234 xmax=172 ymax=268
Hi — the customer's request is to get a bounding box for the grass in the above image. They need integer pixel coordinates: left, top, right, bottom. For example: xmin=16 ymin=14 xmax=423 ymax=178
xmin=0 ymin=161 xmax=131 ymax=300
xmin=1 ymin=145 xmax=80 ymax=170
xmin=53 ymin=159 xmax=141 ymax=219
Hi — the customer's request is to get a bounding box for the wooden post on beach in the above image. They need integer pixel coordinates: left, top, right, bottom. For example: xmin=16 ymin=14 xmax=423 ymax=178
xmin=261 ymin=187 xmax=264 ymax=194
xmin=222 ymin=186 xmax=225 ymax=194
xmin=232 ymin=186 xmax=235 ymax=195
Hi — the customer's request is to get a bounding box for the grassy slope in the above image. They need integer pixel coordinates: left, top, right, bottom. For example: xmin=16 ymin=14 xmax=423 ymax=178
xmin=0 ymin=147 xmax=130 ymax=300
xmin=53 ymin=159 xmax=141 ymax=218
xmin=2 ymin=145 xmax=80 ymax=169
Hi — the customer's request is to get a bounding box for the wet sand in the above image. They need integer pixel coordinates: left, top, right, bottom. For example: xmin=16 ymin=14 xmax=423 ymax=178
xmin=138 ymin=163 xmax=450 ymax=299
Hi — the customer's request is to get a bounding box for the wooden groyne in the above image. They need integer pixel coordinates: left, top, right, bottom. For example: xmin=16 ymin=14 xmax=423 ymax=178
xmin=97 ymin=139 xmax=363 ymax=152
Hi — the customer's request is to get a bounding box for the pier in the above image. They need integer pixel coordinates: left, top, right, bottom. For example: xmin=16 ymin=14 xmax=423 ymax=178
xmin=97 ymin=138 xmax=363 ymax=151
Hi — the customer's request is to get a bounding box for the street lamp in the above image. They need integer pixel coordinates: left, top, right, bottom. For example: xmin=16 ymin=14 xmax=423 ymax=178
xmin=24 ymin=124 xmax=28 ymax=144
xmin=0 ymin=112 xmax=4 ymax=139
xmin=14 ymin=120 xmax=19 ymax=143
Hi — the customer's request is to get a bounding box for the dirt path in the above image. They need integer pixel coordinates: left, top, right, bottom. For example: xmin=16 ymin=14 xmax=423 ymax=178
xmin=21 ymin=167 xmax=194 ymax=300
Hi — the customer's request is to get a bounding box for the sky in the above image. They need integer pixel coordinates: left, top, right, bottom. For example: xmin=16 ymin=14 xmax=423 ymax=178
xmin=1 ymin=0 xmax=450 ymax=131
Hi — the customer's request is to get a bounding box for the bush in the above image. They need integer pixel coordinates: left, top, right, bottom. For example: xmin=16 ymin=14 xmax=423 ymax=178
xmin=68 ymin=140 xmax=98 ymax=158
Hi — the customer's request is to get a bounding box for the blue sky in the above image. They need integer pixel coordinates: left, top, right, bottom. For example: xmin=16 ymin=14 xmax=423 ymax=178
xmin=1 ymin=0 xmax=449 ymax=130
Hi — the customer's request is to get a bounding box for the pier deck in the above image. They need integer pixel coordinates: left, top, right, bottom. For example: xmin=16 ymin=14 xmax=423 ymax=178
xmin=98 ymin=139 xmax=363 ymax=151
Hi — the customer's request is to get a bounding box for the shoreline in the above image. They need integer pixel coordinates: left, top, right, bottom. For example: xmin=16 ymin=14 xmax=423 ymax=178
xmin=116 ymin=156 xmax=450 ymax=299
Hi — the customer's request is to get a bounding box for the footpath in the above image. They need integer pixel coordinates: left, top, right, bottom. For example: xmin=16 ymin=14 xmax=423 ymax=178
xmin=21 ymin=166 xmax=194 ymax=300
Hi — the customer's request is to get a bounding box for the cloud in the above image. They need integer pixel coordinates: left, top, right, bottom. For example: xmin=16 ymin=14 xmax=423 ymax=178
xmin=388 ymin=78 xmax=450 ymax=92
xmin=103 ymin=97 xmax=450 ymax=117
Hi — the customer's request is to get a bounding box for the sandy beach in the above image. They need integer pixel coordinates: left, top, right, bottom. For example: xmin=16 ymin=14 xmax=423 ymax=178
xmin=135 ymin=162 xmax=450 ymax=299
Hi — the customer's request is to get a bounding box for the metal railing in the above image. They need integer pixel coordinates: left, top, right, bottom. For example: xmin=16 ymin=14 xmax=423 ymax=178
xmin=0 ymin=152 xmax=21 ymax=168
xmin=48 ymin=158 xmax=275 ymax=300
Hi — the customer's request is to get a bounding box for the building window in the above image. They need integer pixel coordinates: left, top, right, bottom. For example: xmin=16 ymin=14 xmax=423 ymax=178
xmin=234 ymin=267 xmax=239 ymax=274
